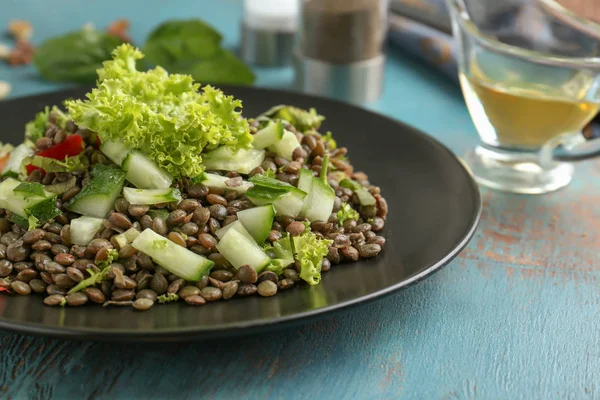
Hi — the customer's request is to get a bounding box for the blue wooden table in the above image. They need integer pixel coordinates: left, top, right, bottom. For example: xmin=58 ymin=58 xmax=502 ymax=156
xmin=1 ymin=1 xmax=599 ymax=398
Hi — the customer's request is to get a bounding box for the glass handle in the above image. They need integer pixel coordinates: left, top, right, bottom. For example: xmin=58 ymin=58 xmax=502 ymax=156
xmin=539 ymin=123 xmax=600 ymax=167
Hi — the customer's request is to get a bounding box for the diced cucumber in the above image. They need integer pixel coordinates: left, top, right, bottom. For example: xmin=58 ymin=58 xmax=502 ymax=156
xmin=67 ymin=168 xmax=126 ymax=218
xmin=122 ymin=152 xmax=173 ymax=189
xmin=70 ymin=216 xmax=104 ymax=246
xmin=122 ymin=187 xmax=182 ymax=205
xmin=246 ymin=175 xmax=307 ymax=217
xmin=100 ymin=139 xmax=130 ymax=165
xmin=340 ymin=179 xmax=376 ymax=206
xmin=273 ymin=191 xmax=307 ymax=217
xmin=199 ymin=173 xmax=253 ymax=194
xmin=0 ymin=178 xmax=59 ymax=224
xmin=303 ymin=178 xmax=335 ymax=222
xmin=215 ymin=220 xmax=255 ymax=242
xmin=252 ymin=120 xmax=284 ymax=149
xmin=112 ymin=233 xmax=128 ymax=249
xmin=123 ymin=228 xmax=140 ymax=242
xmin=215 ymin=224 xmax=271 ymax=272
xmin=245 ymin=186 xmax=287 ymax=206
xmin=3 ymin=144 xmax=33 ymax=176
xmin=268 ymin=130 xmax=300 ymax=160
xmin=203 ymin=147 xmax=265 ymax=174
xmin=248 ymin=174 xmax=303 ymax=194
xmin=355 ymin=189 xmax=376 ymax=206
xmin=132 ymin=229 xmax=214 ymax=281
xmin=297 ymin=168 xmax=314 ymax=194
xmin=237 ymin=205 xmax=275 ymax=244
xmin=112 ymin=227 xmax=141 ymax=249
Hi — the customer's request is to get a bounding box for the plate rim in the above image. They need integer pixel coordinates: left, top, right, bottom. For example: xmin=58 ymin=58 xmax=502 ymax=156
xmin=0 ymin=85 xmax=482 ymax=342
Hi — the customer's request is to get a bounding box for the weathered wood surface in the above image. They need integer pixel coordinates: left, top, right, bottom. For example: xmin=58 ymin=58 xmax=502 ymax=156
xmin=1 ymin=1 xmax=599 ymax=399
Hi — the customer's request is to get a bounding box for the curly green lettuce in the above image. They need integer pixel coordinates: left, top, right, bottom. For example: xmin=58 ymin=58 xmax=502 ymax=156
xmin=292 ymin=231 xmax=332 ymax=286
xmin=336 ymin=202 xmax=359 ymax=226
xmin=260 ymin=105 xmax=325 ymax=132
xmin=20 ymin=153 xmax=89 ymax=175
xmin=263 ymin=235 xmax=295 ymax=275
xmin=24 ymin=106 xmax=70 ymax=144
xmin=65 ymin=44 xmax=252 ymax=179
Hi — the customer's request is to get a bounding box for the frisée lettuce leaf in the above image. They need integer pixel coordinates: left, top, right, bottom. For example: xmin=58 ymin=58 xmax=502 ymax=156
xmin=65 ymin=44 xmax=252 ymax=179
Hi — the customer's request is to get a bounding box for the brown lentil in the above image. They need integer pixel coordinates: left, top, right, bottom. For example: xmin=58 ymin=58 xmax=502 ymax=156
xmin=119 ymin=244 xmax=137 ymax=259
xmin=209 ymin=204 xmax=227 ymax=220
xmin=29 ymin=279 xmax=47 ymax=293
xmin=233 ymin=265 xmax=257 ymax=284
xmin=16 ymin=269 xmax=37 ymax=283
xmin=257 ymin=280 xmax=277 ymax=297
xmin=341 ymin=246 xmax=359 ymax=261
xmin=150 ymin=273 xmax=168 ymax=294
xmin=188 ymin=183 xmax=209 ymax=199
xmin=109 ymin=212 xmax=132 ymax=230
xmin=185 ymin=295 xmax=206 ymax=305
xmin=167 ymin=278 xmax=185 ymax=294
xmin=196 ymin=275 xmax=209 ymax=290
xmin=111 ymin=289 xmax=136 ymax=301
xmin=181 ymin=222 xmax=199 ymax=236
xmin=257 ymin=271 xmax=278 ymax=284
xmin=128 ymin=204 xmax=149 ymax=217
xmin=51 ymin=243 xmax=69 ymax=255
xmin=208 ymin=253 xmax=229 ymax=267
xmin=198 ymin=233 xmax=217 ymax=250
xmin=45 ymin=262 xmax=66 ymax=274
xmin=286 ymin=221 xmax=305 ymax=236
xmin=178 ymin=285 xmax=201 ymax=299
xmin=136 ymin=289 xmax=158 ymax=302
xmin=222 ymin=281 xmax=238 ymax=300
xmin=44 ymin=294 xmax=65 ymax=306
xmin=11 ymin=280 xmax=31 ymax=295
xmin=23 ymin=229 xmax=45 ymax=244
xmin=357 ymin=243 xmax=382 ymax=258
xmin=152 ymin=217 xmax=168 ymax=235
xmin=206 ymin=193 xmax=227 ymax=206
xmin=7 ymin=241 xmax=29 ymax=262
xmin=62 ymin=187 xmax=81 ymax=202
xmin=133 ymin=298 xmax=154 ymax=311
xmin=54 ymin=253 xmax=75 ymax=266
xmin=66 ymin=292 xmax=88 ymax=306
xmin=167 ymin=231 xmax=186 ymax=247
xmin=192 ymin=207 xmax=211 ymax=225
xmin=166 ymin=209 xmax=187 ymax=226
xmin=0 ymin=260 xmax=12 ymax=277
xmin=210 ymin=270 xmax=233 ymax=282
xmin=278 ymin=278 xmax=294 ymax=290
xmin=200 ymin=286 xmax=222 ymax=301
xmin=85 ymin=288 xmax=106 ymax=304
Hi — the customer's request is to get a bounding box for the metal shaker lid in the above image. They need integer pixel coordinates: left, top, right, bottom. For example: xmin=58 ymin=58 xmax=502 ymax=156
xmin=295 ymin=54 xmax=386 ymax=104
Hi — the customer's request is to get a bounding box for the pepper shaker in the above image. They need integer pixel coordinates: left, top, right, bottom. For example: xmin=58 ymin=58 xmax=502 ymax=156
xmin=296 ymin=0 xmax=390 ymax=104
xmin=241 ymin=0 xmax=299 ymax=66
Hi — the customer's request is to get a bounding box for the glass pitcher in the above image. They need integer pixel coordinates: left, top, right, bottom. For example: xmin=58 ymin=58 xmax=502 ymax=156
xmin=448 ymin=0 xmax=600 ymax=194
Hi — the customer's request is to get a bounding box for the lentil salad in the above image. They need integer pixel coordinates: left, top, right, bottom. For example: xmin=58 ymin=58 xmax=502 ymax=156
xmin=0 ymin=44 xmax=387 ymax=311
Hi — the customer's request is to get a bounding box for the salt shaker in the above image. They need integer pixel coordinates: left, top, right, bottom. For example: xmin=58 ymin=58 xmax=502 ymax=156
xmin=296 ymin=0 xmax=390 ymax=104
xmin=241 ymin=0 xmax=299 ymax=66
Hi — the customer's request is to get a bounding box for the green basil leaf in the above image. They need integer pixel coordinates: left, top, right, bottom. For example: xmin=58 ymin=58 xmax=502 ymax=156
xmin=165 ymin=49 xmax=255 ymax=85
xmin=143 ymin=19 xmax=222 ymax=67
xmin=34 ymin=28 xmax=124 ymax=83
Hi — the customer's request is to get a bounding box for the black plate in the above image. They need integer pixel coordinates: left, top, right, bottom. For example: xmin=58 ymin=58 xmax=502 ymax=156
xmin=0 ymin=86 xmax=481 ymax=342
